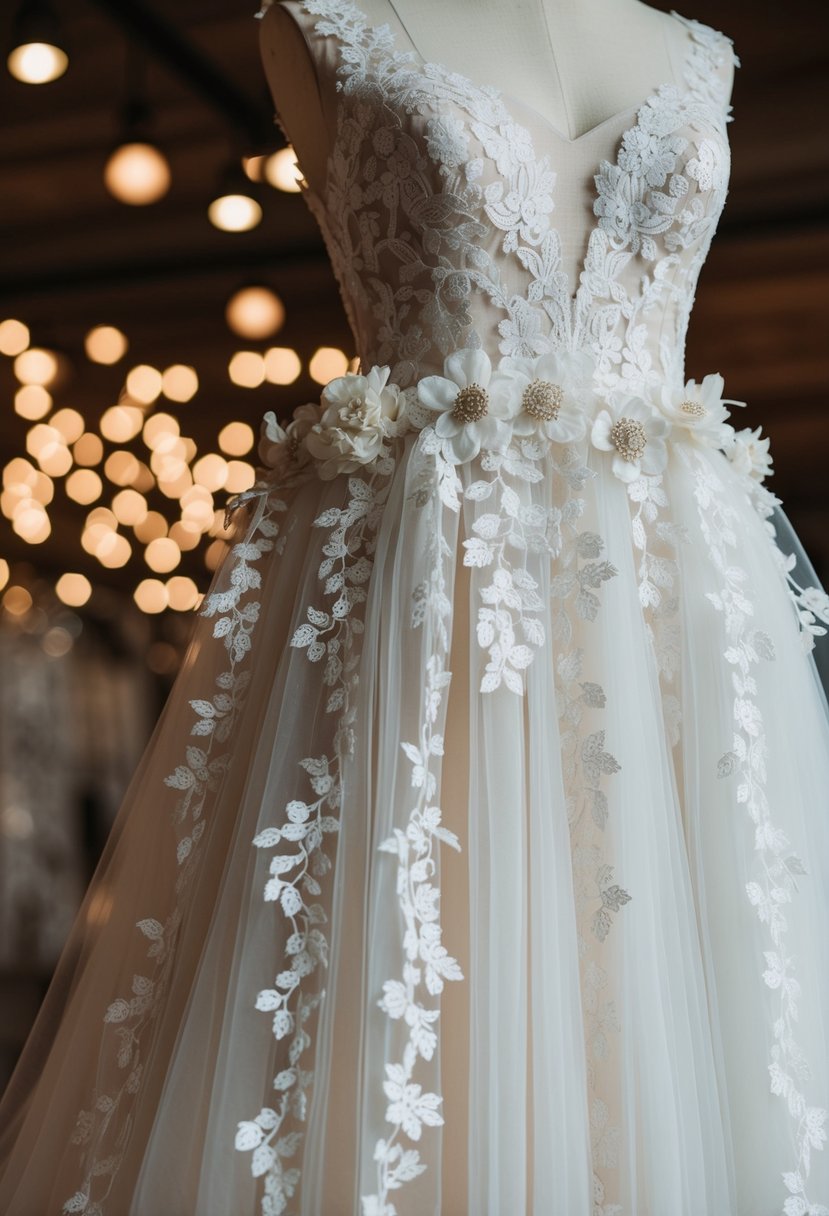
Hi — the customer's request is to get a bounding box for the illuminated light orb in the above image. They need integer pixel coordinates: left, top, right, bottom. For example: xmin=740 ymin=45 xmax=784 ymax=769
xmin=50 ymin=407 xmax=85 ymax=444
xmin=73 ymin=432 xmax=104 ymax=466
xmin=0 ymin=318 xmax=30 ymax=357
xmin=193 ymin=453 xmax=228 ymax=492
xmin=86 ymin=506 xmax=118 ymax=530
xmin=161 ymin=364 xmax=198 ymax=403
xmin=112 ymin=488 xmax=148 ymax=526
xmin=3 ymin=458 xmax=37 ymax=489
xmin=0 ymin=489 xmax=26 ymax=520
xmin=143 ymin=412 xmax=180 ymax=449
xmin=226 ymin=285 xmax=285 ymax=340
xmin=85 ymin=325 xmax=128 ymax=365
xmin=228 ymin=350 xmax=266 ymax=389
xmin=127 ymin=364 xmax=163 ymax=405
xmin=31 ymin=472 xmax=54 ymax=505
xmin=144 ymin=537 xmax=181 ymax=573
xmin=14 ymin=384 xmax=51 ymax=420
xmin=26 ymin=423 xmax=59 ymax=459
xmin=96 ymin=533 xmax=132 ymax=568
xmin=56 ymin=573 xmax=92 ymax=607
xmin=65 ymin=469 xmax=103 ymax=505
xmin=169 ymin=520 xmax=202 ymax=552
xmin=131 ymin=462 xmax=155 ymax=493
xmin=104 ymin=143 xmax=171 ymax=206
xmin=14 ymin=347 xmax=58 ymax=386
xmin=3 ymin=585 xmax=33 ymax=615
xmin=156 ymin=468 xmax=193 ymax=501
xmin=208 ymin=193 xmax=262 ymax=233
xmin=241 ymin=154 xmax=265 ymax=183
xmin=13 ymin=505 xmax=51 ymax=544
xmin=218 ymin=421 xmax=254 ymax=457
xmin=309 ymin=346 xmax=348 ymax=385
xmin=224 ymin=460 xmax=256 ymax=494
xmin=263 ymin=146 xmax=303 ymax=193
xmin=166 ymin=575 xmax=200 ymax=612
xmin=264 ymin=345 xmax=301 ymax=385
xmin=104 ymin=450 xmax=140 ymax=486
xmin=0 ymin=559 xmax=9 ymax=591
xmin=133 ymin=511 xmax=168 ymax=543
xmin=204 ymin=539 xmax=229 ymax=571
xmin=37 ymin=443 xmax=73 ymax=478
xmin=7 ymin=41 xmax=68 ymax=85
xmin=100 ymin=404 xmax=144 ymax=443
xmin=134 ymin=579 xmax=168 ymax=614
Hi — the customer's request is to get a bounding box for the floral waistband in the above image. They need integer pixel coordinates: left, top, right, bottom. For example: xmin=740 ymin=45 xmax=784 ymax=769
xmin=229 ymin=346 xmax=774 ymax=518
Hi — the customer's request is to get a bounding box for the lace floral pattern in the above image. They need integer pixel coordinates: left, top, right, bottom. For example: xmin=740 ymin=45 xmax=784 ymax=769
xmin=235 ymin=462 xmax=394 ymax=1215
xmin=62 ymin=489 xmax=289 ymax=1215
xmin=356 ymin=427 xmax=461 ymax=1213
xmin=691 ymin=447 xmax=829 ymax=1214
xmin=292 ymin=0 xmax=737 ymax=399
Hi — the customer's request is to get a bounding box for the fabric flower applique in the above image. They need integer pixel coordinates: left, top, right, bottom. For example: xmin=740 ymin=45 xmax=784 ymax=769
xmin=258 ymin=403 xmax=321 ymax=477
xmin=591 ymin=393 xmax=670 ymax=482
xmin=304 ymin=365 xmax=406 ymax=479
xmin=724 ymin=424 xmax=774 ymax=483
xmin=658 ymin=372 xmax=739 ymax=447
xmin=496 ymin=348 xmax=595 ymax=443
xmin=416 ymin=348 xmax=513 ymax=465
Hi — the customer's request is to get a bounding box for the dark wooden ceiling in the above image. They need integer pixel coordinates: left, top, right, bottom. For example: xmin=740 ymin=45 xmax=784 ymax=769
xmin=0 ymin=0 xmax=827 ymax=609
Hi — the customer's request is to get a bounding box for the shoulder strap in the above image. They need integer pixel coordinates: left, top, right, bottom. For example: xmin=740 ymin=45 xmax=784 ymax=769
xmin=670 ymin=11 xmax=740 ymax=122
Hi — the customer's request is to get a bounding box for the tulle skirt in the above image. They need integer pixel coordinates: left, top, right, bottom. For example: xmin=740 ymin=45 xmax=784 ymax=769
xmin=0 ymin=425 xmax=828 ymax=1216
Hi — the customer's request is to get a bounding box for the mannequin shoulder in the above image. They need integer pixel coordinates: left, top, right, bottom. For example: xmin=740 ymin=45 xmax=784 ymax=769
xmin=257 ymin=1 xmax=312 ymax=71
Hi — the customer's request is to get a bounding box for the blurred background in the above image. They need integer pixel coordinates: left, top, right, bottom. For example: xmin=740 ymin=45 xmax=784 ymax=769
xmin=0 ymin=0 xmax=826 ymax=1089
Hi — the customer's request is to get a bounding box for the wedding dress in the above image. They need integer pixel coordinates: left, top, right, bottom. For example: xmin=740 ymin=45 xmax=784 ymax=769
xmin=1 ymin=1 xmax=828 ymax=1213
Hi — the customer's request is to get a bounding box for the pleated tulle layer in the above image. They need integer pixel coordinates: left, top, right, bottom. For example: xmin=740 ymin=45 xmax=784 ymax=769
xmin=1 ymin=426 xmax=828 ymax=1216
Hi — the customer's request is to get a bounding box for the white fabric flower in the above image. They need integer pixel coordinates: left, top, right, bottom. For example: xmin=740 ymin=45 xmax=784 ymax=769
xmin=304 ymin=366 xmax=403 ymax=480
xmin=725 ymin=424 xmax=774 ymax=482
xmin=258 ymin=403 xmax=321 ymax=477
xmin=658 ymin=372 xmax=736 ymax=447
xmin=591 ymin=394 xmax=670 ymax=482
xmin=417 ymin=348 xmax=512 ymax=465
xmin=496 ymin=349 xmax=593 ymax=443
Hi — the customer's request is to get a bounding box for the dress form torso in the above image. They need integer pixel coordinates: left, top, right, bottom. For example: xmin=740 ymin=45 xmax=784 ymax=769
xmin=258 ymin=0 xmax=732 ymax=198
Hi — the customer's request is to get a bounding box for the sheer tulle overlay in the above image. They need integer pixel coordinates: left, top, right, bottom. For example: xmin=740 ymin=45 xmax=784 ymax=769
xmin=1 ymin=1 xmax=828 ymax=1214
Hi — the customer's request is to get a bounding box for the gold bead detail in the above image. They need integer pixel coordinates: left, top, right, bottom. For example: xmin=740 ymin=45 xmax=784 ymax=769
xmin=679 ymin=399 xmax=706 ymax=418
xmin=452 ymin=383 xmax=489 ymax=423
xmin=523 ymin=378 xmax=563 ymax=422
xmin=610 ymin=416 xmax=647 ymax=462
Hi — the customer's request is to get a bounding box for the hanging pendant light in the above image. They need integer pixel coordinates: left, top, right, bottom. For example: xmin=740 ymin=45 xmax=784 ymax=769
xmin=208 ymin=158 xmax=262 ymax=233
xmin=7 ymin=0 xmax=69 ymax=84
xmin=104 ymin=42 xmax=171 ymax=206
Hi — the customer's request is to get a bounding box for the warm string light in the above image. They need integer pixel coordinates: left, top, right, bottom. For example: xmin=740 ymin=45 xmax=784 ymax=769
xmin=1 ymin=320 xmax=355 ymax=614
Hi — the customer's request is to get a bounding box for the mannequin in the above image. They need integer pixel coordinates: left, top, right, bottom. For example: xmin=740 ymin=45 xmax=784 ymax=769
xmin=258 ymin=0 xmax=733 ymax=200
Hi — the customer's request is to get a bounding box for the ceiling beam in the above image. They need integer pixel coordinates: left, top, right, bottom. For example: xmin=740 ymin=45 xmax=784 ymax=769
xmin=87 ymin=0 xmax=276 ymax=149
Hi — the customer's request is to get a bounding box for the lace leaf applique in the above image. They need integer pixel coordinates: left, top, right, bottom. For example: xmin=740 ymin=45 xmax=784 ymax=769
xmin=235 ymin=465 xmax=393 ymax=1214
xmin=62 ymin=488 xmax=288 ymax=1215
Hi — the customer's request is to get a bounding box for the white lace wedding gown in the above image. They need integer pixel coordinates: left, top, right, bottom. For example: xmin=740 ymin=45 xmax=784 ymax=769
xmin=1 ymin=2 xmax=828 ymax=1214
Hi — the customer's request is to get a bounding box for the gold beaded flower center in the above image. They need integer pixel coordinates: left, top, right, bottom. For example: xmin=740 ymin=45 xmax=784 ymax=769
xmin=523 ymin=379 xmax=563 ymax=422
xmin=610 ymin=416 xmax=647 ymax=462
xmin=452 ymin=383 xmax=489 ymax=423
xmin=679 ymin=399 xmax=706 ymax=418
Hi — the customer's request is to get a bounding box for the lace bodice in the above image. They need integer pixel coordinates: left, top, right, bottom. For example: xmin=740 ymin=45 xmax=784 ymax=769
xmin=267 ymin=0 xmax=738 ymax=400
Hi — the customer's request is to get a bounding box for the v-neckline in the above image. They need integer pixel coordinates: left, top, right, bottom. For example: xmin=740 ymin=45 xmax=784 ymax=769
xmin=381 ymin=5 xmax=692 ymax=148
xmin=294 ymin=0 xmax=707 ymax=340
